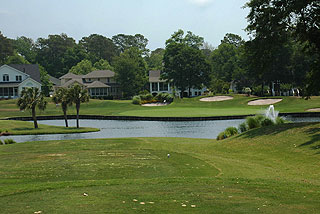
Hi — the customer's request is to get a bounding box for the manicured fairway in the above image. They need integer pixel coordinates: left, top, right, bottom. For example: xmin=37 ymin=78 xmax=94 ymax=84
xmin=0 ymin=120 xmax=99 ymax=135
xmin=0 ymin=122 xmax=319 ymax=213
xmin=1 ymin=95 xmax=320 ymax=119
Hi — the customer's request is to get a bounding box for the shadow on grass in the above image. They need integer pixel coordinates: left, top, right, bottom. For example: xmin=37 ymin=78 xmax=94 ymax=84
xmin=12 ymin=127 xmax=35 ymax=131
xmin=236 ymin=122 xmax=316 ymax=139
xmin=299 ymin=127 xmax=320 ymax=153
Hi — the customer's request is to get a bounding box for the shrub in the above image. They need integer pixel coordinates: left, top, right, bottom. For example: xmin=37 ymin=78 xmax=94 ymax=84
xmin=225 ymin=127 xmax=239 ymax=136
xmin=4 ymin=139 xmax=16 ymax=144
xmin=238 ymin=122 xmax=248 ymax=133
xmin=217 ymin=131 xmax=227 ymax=140
xmin=0 ymin=140 xmax=3 ymax=145
xmin=132 ymin=96 xmax=141 ymax=105
xmin=276 ymin=117 xmax=286 ymax=124
xmin=261 ymin=117 xmax=275 ymax=127
xmin=246 ymin=116 xmax=261 ymax=129
xmin=140 ymin=93 xmax=153 ymax=102
xmin=155 ymin=93 xmax=174 ymax=103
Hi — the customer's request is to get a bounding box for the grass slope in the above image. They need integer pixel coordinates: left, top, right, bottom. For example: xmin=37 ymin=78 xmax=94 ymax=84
xmin=0 ymin=120 xmax=99 ymax=135
xmin=0 ymin=122 xmax=319 ymax=213
xmin=0 ymin=95 xmax=320 ymax=118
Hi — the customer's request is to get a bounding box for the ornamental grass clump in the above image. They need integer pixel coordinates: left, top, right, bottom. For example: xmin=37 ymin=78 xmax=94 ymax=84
xmin=132 ymin=96 xmax=141 ymax=105
xmin=217 ymin=126 xmax=239 ymax=140
xmin=4 ymin=139 xmax=16 ymax=144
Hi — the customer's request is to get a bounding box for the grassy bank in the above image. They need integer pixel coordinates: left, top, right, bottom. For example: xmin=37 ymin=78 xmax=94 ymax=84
xmin=0 ymin=122 xmax=319 ymax=213
xmin=0 ymin=95 xmax=320 ymax=119
xmin=0 ymin=120 xmax=99 ymax=135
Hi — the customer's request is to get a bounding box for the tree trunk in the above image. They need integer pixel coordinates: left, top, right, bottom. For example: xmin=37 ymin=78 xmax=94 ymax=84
xmin=63 ymin=110 xmax=68 ymax=127
xmin=76 ymin=105 xmax=80 ymax=128
xmin=188 ymin=88 xmax=191 ymax=98
xmin=32 ymin=107 xmax=38 ymax=129
xmin=261 ymin=81 xmax=264 ymax=97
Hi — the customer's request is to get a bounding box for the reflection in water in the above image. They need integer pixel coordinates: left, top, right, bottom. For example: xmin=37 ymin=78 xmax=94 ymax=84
xmin=1 ymin=117 xmax=319 ymax=143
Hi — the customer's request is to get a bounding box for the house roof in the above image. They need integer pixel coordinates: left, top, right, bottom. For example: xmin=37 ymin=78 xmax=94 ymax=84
xmin=8 ymin=64 xmax=41 ymax=83
xmin=149 ymin=70 xmax=166 ymax=82
xmin=83 ymin=70 xmax=115 ymax=79
xmin=60 ymin=79 xmax=84 ymax=88
xmin=49 ymin=75 xmax=61 ymax=86
xmin=0 ymin=82 xmax=20 ymax=87
xmin=86 ymin=81 xmax=110 ymax=88
xmin=59 ymin=72 xmax=83 ymax=80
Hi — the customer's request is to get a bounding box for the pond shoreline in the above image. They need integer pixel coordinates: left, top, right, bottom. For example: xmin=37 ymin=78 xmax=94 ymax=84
xmin=5 ymin=112 xmax=320 ymax=122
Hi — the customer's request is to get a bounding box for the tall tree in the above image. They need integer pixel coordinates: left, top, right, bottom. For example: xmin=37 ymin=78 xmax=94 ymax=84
xmin=69 ymin=59 xmax=94 ymax=75
xmin=52 ymin=87 xmax=71 ymax=127
xmin=13 ymin=36 xmax=36 ymax=63
xmin=0 ymin=32 xmax=14 ymax=64
xmin=35 ymin=33 xmax=76 ymax=77
xmin=162 ymin=30 xmax=210 ymax=98
xmin=68 ymin=84 xmax=89 ymax=128
xmin=79 ymin=34 xmax=118 ymax=63
xmin=112 ymin=34 xmax=149 ymax=55
xmin=93 ymin=59 xmax=114 ymax=71
xmin=113 ymin=47 xmax=148 ymax=98
xmin=17 ymin=87 xmax=47 ymax=129
xmin=145 ymin=48 xmax=165 ymax=70
xmin=5 ymin=52 xmax=30 ymax=64
xmin=246 ymin=0 xmax=320 ymax=95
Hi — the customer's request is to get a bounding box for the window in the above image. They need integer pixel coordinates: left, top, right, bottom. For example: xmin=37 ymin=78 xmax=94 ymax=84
xmin=152 ymin=83 xmax=158 ymax=91
xmin=3 ymin=74 xmax=9 ymax=82
xmin=159 ymin=82 xmax=168 ymax=91
xmin=16 ymin=75 xmax=22 ymax=81
xmin=107 ymin=78 xmax=110 ymax=83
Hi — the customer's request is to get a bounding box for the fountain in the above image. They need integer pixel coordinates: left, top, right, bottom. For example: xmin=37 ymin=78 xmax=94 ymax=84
xmin=265 ymin=105 xmax=279 ymax=122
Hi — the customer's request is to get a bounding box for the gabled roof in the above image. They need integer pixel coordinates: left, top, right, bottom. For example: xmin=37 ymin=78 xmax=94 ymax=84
xmin=59 ymin=72 xmax=83 ymax=80
xmin=149 ymin=70 xmax=166 ymax=82
xmin=86 ymin=81 xmax=110 ymax=88
xmin=8 ymin=64 xmax=41 ymax=83
xmin=60 ymin=79 xmax=84 ymax=88
xmin=49 ymin=75 xmax=61 ymax=86
xmin=83 ymin=70 xmax=115 ymax=79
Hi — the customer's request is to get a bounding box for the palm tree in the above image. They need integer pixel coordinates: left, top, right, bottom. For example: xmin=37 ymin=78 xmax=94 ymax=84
xmin=52 ymin=87 xmax=71 ymax=127
xmin=68 ymin=84 xmax=89 ymax=128
xmin=17 ymin=87 xmax=47 ymax=129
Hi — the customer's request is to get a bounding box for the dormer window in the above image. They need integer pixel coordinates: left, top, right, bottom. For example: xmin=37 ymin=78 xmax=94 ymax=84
xmin=3 ymin=74 xmax=9 ymax=82
xmin=16 ymin=75 xmax=22 ymax=82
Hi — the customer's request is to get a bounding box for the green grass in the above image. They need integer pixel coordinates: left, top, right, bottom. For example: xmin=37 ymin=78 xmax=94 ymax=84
xmin=1 ymin=95 xmax=320 ymax=119
xmin=0 ymin=122 xmax=319 ymax=213
xmin=0 ymin=120 xmax=99 ymax=135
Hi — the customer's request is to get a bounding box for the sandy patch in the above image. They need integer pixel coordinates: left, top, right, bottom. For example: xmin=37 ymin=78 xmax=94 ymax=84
xmin=248 ymin=99 xmax=283 ymax=106
xmin=0 ymin=108 xmax=20 ymax=112
xmin=142 ymin=103 xmax=169 ymax=107
xmin=200 ymin=96 xmax=234 ymax=102
xmin=306 ymin=108 xmax=320 ymax=112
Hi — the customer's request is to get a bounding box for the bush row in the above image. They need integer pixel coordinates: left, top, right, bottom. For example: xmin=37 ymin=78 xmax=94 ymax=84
xmin=217 ymin=115 xmax=286 ymax=140
xmin=132 ymin=93 xmax=174 ymax=105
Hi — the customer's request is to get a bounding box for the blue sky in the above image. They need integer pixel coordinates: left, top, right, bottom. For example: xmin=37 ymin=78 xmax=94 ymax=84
xmin=0 ymin=0 xmax=250 ymax=50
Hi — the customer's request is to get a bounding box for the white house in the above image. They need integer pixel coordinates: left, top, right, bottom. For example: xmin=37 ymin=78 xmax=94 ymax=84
xmin=149 ymin=70 xmax=207 ymax=97
xmin=0 ymin=64 xmax=42 ymax=99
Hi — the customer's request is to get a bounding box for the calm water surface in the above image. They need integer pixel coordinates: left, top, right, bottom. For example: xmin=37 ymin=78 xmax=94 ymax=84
xmin=1 ymin=117 xmax=319 ymax=143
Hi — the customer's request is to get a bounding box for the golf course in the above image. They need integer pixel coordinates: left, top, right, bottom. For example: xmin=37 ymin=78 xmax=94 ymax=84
xmin=0 ymin=95 xmax=320 ymax=213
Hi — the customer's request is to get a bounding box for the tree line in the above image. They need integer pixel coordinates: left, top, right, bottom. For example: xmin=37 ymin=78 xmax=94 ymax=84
xmin=1 ymin=0 xmax=319 ymax=98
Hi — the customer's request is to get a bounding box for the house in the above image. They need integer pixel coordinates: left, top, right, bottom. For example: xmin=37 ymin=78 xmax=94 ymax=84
xmin=0 ymin=64 xmax=42 ymax=99
xmin=148 ymin=70 xmax=207 ymax=97
xmin=59 ymin=70 xmax=121 ymax=99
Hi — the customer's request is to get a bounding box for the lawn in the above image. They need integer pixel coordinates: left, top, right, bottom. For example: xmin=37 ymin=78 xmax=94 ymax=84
xmin=1 ymin=95 xmax=320 ymax=119
xmin=0 ymin=120 xmax=99 ymax=135
xmin=0 ymin=122 xmax=319 ymax=213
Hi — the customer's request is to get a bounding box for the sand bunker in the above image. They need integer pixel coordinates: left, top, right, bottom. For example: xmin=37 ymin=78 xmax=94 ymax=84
xmin=200 ymin=96 xmax=234 ymax=102
xmin=306 ymin=108 xmax=320 ymax=112
xmin=141 ymin=103 xmax=169 ymax=107
xmin=248 ymin=99 xmax=283 ymax=106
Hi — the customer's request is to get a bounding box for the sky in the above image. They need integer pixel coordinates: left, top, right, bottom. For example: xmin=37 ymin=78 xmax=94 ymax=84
xmin=0 ymin=0 xmax=250 ymax=50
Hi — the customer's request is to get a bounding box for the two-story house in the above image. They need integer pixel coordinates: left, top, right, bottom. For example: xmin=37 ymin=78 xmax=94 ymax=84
xmin=59 ymin=70 xmax=122 ymax=99
xmin=0 ymin=64 xmax=42 ymax=99
xmin=149 ymin=70 xmax=207 ymax=97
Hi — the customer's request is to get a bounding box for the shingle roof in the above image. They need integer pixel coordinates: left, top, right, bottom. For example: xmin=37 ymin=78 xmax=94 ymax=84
xmin=60 ymin=79 xmax=84 ymax=88
xmin=9 ymin=64 xmax=41 ymax=83
xmin=83 ymin=70 xmax=115 ymax=79
xmin=86 ymin=81 xmax=110 ymax=88
xmin=149 ymin=70 xmax=166 ymax=82
xmin=59 ymin=73 xmax=83 ymax=80
xmin=49 ymin=75 xmax=61 ymax=86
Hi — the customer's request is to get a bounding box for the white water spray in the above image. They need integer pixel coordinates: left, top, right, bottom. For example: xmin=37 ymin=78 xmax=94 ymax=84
xmin=265 ymin=105 xmax=279 ymax=122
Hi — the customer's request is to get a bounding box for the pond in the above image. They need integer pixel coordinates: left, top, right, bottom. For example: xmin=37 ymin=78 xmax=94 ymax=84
xmin=1 ymin=116 xmax=319 ymax=143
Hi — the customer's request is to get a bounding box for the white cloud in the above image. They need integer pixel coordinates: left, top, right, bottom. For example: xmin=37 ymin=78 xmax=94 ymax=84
xmin=188 ymin=0 xmax=213 ymax=7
